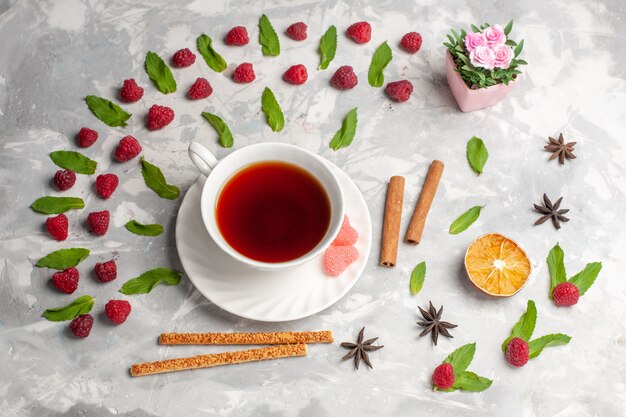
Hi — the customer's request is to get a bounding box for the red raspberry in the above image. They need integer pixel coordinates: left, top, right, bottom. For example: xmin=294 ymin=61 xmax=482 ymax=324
xmin=283 ymin=64 xmax=308 ymax=85
xmin=432 ymin=363 xmax=455 ymax=390
xmin=187 ymin=77 xmax=213 ymax=100
xmin=52 ymin=267 xmax=79 ymax=294
xmin=146 ymin=104 xmax=175 ymax=131
xmin=95 ymin=173 xmax=119 ymax=199
xmin=70 ymin=314 xmax=94 ymax=338
xmin=330 ymin=66 xmax=358 ymax=90
xmin=119 ymin=79 xmax=144 ymax=103
xmin=46 ymin=214 xmax=68 ymax=241
xmin=53 ymin=169 xmax=76 ymax=191
xmin=105 ymin=299 xmax=131 ymax=324
xmin=114 ymin=135 xmax=142 ymax=162
xmin=286 ymin=22 xmax=307 ymax=40
xmin=87 ymin=210 xmax=110 ymax=236
xmin=232 ymin=63 xmax=255 ymax=83
xmin=77 ymin=127 xmax=98 ymax=147
xmin=172 ymin=48 xmax=196 ymax=68
xmin=505 ymin=337 xmax=530 ymax=367
xmin=400 ymin=32 xmax=423 ymax=54
xmin=385 ymin=80 xmax=414 ymax=102
xmin=552 ymin=282 xmax=580 ymax=307
xmin=346 ymin=21 xmax=371 ymax=44
xmin=224 ymin=26 xmax=249 ymax=46
xmin=95 ymin=260 xmax=117 ymax=283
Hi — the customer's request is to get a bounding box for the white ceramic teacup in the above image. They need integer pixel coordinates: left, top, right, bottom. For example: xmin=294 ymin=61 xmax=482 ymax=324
xmin=188 ymin=142 xmax=345 ymax=271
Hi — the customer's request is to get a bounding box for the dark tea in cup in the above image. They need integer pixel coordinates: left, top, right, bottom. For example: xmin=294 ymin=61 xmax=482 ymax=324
xmin=216 ymin=161 xmax=331 ymax=263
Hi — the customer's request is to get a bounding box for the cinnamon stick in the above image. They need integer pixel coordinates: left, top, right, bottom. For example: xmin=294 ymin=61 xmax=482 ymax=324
xmin=379 ymin=176 xmax=405 ymax=267
xmin=404 ymin=160 xmax=444 ymax=244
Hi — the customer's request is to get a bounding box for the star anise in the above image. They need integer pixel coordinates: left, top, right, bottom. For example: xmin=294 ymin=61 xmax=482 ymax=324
xmin=341 ymin=327 xmax=383 ymax=369
xmin=417 ymin=301 xmax=457 ymax=345
xmin=544 ymin=133 xmax=576 ymax=165
xmin=534 ymin=193 xmax=570 ymax=229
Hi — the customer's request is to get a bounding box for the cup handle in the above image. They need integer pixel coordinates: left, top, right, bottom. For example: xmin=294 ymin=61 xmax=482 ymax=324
xmin=188 ymin=142 xmax=218 ymax=176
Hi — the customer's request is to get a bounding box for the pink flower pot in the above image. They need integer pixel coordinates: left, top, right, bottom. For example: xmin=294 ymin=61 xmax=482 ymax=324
xmin=445 ymin=51 xmax=518 ymax=112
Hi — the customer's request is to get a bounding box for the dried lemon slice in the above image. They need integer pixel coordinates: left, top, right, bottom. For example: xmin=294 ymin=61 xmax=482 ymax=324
xmin=464 ymin=233 xmax=531 ymax=297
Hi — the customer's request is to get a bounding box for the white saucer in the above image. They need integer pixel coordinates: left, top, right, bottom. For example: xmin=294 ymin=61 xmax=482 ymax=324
xmin=175 ymin=162 xmax=372 ymax=322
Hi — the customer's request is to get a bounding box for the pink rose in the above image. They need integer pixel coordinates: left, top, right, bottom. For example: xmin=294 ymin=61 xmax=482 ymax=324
xmin=483 ymin=24 xmax=506 ymax=47
xmin=493 ymin=45 xmax=513 ymax=69
xmin=464 ymin=32 xmax=487 ymax=52
xmin=469 ymin=46 xmax=496 ymax=69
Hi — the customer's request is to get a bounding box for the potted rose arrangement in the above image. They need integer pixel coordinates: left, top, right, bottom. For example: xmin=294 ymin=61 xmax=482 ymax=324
xmin=443 ymin=21 xmax=526 ymax=112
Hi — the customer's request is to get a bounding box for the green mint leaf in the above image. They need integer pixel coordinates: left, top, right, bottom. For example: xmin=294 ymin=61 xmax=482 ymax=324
xmin=125 ymin=220 xmax=164 ymax=237
xmin=568 ymin=262 xmax=602 ymax=296
xmin=502 ymin=300 xmax=536 ymax=351
xmin=329 ymin=108 xmax=358 ymax=151
xmin=547 ymin=243 xmax=566 ymax=299
xmin=49 ymin=151 xmax=97 ymax=175
xmin=42 ymin=295 xmax=95 ymax=322
xmin=529 ymin=333 xmax=571 ymax=359
xmin=197 ymin=34 xmax=227 ymax=72
xmin=140 ymin=157 xmax=180 ymax=200
xmin=443 ymin=342 xmax=476 ymax=374
xmin=85 ymin=95 xmax=131 ymax=127
xmin=449 ymin=205 xmax=483 ymax=235
xmin=318 ymin=25 xmax=337 ymax=70
xmin=452 ymin=371 xmax=493 ymax=392
xmin=512 ymin=299 xmax=537 ymax=341
xmin=501 ymin=337 xmax=513 ymax=352
xmin=466 ymin=136 xmax=489 ymax=175
xmin=144 ymin=51 xmax=177 ymax=94
xmin=259 ymin=14 xmax=280 ymax=56
xmin=409 ymin=262 xmax=426 ymax=295
xmin=201 ymin=112 xmax=234 ymax=148
xmin=119 ymin=268 xmax=181 ymax=295
xmin=367 ymin=41 xmax=392 ymax=87
xmin=503 ymin=20 xmax=513 ymax=36
xmin=35 ymin=248 xmax=90 ymax=270
xmin=261 ymin=87 xmax=284 ymax=132
xmin=31 ymin=196 xmax=84 ymax=214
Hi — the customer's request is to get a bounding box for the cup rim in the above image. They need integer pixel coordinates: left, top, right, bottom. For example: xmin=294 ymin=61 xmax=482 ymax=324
xmin=199 ymin=143 xmax=345 ymax=270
